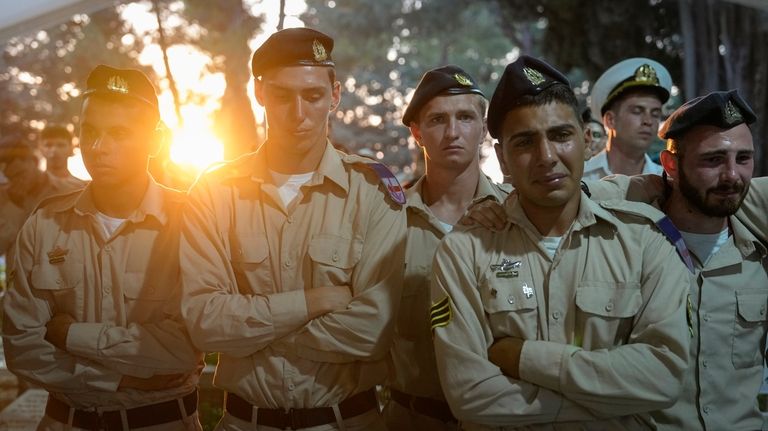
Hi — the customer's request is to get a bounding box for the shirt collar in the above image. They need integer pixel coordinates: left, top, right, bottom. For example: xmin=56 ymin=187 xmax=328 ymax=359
xmin=730 ymin=215 xmax=768 ymax=258
xmin=504 ymin=191 xmax=618 ymax=235
xmin=66 ymin=175 xmax=172 ymax=226
xmin=249 ymin=140 xmax=349 ymax=194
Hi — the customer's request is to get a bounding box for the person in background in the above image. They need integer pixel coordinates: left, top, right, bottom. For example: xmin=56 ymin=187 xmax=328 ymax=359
xmin=39 ymin=125 xmax=88 ymax=189
xmin=583 ymin=57 xmax=671 ymax=180
xmin=0 ymin=137 xmax=78 ymax=257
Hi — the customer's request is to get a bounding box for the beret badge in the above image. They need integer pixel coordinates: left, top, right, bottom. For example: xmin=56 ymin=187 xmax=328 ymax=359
xmin=523 ymin=67 xmax=545 ymax=86
xmin=724 ymin=99 xmax=743 ymax=125
xmin=454 ymin=73 xmax=473 ymax=86
xmin=312 ymin=39 xmax=327 ymax=62
xmin=106 ymin=75 xmax=129 ymax=94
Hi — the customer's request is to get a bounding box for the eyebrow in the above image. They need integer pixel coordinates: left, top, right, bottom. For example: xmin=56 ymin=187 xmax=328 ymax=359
xmin=504 ymin=123 xmax=576 ymax=144
xmin=698 ymin=148 xmax=754 ymax=157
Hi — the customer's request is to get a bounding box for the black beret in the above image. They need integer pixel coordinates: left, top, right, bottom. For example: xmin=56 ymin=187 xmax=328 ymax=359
xmin=488 ymin=55 xmax=570 ymax=139
xmin=82 ymin=64 xmax=158 ymax=113
xmin=402 ymin=65 xmax=484 ymax=126
xmin=659 ymin=89 xmax=756 ymax=140
xmin=251 ymin=28 xmax=334 ymax=78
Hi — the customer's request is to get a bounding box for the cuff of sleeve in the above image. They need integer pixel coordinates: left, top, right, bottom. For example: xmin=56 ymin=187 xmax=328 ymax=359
xmin=519 ymin=340 xmax=579 ymax=393
xmin=268 ymin=290 xmax=308 ymax=338
xmin=66 ymin=323 xmax=105 ymax=359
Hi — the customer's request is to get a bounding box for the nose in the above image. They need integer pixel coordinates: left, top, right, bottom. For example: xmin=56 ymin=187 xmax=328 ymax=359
xmin=536 ymin=138 xmax=557 ymax=167
xmin=291 ymin=96 xmax=306 ymax=122
xmin=720 ymin=157 xmax=739 ymax=182
xmin=445 ymin=117 xmax=459 ymax=140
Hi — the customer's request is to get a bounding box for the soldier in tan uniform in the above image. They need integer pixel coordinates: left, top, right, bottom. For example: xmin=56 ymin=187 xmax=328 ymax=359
xmin=2 ymin=65 xmax=203 ymax=430
xmin=585 ymin=90 xmax=767 ymax=430
xmin=430 ymin=56 xmax=690 ymax=430
xmin=39 ymin=125 xmax=88 ymax=189
xmin=385 ymin=65 xmax=509 ymax=430
xmin=0 ymin=138 xmax=79 ymax=257
xmin=179 ymin=28 xmax=406 ymax=430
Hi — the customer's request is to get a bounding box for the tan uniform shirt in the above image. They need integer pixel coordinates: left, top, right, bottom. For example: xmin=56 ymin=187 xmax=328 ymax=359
xmin=430 ymin=192 xmax=690 ymax=430
xmin=390 ymin=174 xmax=509 ymax=400
xmin=2 ymin=178 xmax=202 ymax=409
xmin=587 ymin=174 xmax=768 ymax=430
xmin=180 ymin=142 xmax=406 ymax=407
xmin=0 ymin=172 xmax=82 ymax=256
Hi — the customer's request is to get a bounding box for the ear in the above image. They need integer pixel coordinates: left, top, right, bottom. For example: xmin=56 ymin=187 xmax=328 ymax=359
xmin=254 ymin=78 xmax=265 ymax=107
xmin=494 ymin=142 xmax=509 ymax=176
xmin=409 ymin=123 xmax=423 ymax=147
xmin=660 ymin=149 xmax=678 ymax=181
xmin=582 ymin=125 xmax=593 ymax=161
xmin=602 ymin=110 xmax=616 ymax=130
xmin=330 ymin=81 xmax=341 ymax=111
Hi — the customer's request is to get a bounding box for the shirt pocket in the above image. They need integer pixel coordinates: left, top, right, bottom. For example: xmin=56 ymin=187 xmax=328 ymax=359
xmin=575 ymin=282 xmax=642 ymax=348
xmin=307 ymin=234 xmax=362 ymax=290
xmin=123 ymin=271 xmax=173 ymax=322
xmin=397 ymin=264 xmax=430 ymax=341
xmin=480 ymin=277 xmax=538 ymax=339
xmin=31 ymin=262 xmax=84 ymax=319
xmin=732 ymin=288 xmax=768 ymax=369
xmin=232 ymin=233 xmax=273 ymax=294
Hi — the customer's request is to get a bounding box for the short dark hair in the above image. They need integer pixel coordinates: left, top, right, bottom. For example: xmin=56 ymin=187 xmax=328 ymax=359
xmin=504 ymin=84 xmax=582 ymax=127
xmin=40 ymin=125 xmax=72 ymax=141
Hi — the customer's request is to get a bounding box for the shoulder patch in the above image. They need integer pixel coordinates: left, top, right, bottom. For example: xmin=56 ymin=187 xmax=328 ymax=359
xmin=343 ymin=156 xmax=406 ymax=205
xmin=430 ymin=296 xmax=453 ymax=331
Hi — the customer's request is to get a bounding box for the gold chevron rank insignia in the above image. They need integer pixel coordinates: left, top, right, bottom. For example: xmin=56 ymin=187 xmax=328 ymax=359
xmin=430 ymin=296 xmax=452 ymax=331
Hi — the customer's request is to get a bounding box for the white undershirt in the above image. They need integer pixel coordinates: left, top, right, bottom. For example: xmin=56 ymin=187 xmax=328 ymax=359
xmin=95 ymin=212 xmax=125 ymax=238
xmin=269 ymin=170 xmax=315 ymax=207
xmin=680 ymin=228 xmax=730 ymax=266
xmin=541 ymin=236 xmax=563 ymax=259
xmin=438 ymin=220 xmax=454 ymax=233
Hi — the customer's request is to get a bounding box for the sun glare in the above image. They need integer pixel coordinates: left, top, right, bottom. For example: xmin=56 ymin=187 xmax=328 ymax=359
xmin=169 ymin=114 xmax=225 ymax=173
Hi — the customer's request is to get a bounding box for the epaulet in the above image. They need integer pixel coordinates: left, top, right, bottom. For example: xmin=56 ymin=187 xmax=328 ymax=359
xmin=34 ymin=188 xmax=82 ymax=214
xmin=342 ymin=154 xmax=406 ymax=205
xmin=599 ymin=199 xmax=694 ymax=273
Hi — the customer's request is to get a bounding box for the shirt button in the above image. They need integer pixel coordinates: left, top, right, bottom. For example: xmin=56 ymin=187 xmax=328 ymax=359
xmin=703 ymin=406 xmax=710 ymax=414
xmin=104 ymin=285 xmax=111 ymax=293
xmin=703 ymin=314 xmax=710 ymax=322
xmin=288 ymin=383 xmax=295 ymax=390
xmin=104 ymin=245 xmax=112 ymax=252
xmin=287 ymin=217 xmax=294 ymax=224
xmin=605 ymin=303 xmax=614 ymax=312
xmin=284 ymin=261 xmax=292 ymax=268
xmin=702 ymin=360 xmax=708 ymax=368
xmin=552 ymin=311 xmax=561 ymax=320
xmin=507 ymin=296 xmax=515 ymax=305
xmin=332 ymin=253 xmax=339 ymax=262
xmin=56 ymin=278 xmax=62 ymax=285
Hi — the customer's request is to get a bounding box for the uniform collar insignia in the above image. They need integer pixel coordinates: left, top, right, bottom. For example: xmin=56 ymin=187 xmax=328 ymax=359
xmin=312 ymin=39 xmax=327 ymax=62
xmin=106 ymin=75 xmax=129 ymax=94
xmin=47 ymin=246 xmax=69 ymax=264
xmin=523 ymin=67 xmax=545 ymax=86
xmin=724 ymin=99 xmax=743 ymax=125
xmin=454 ymin=73 xmax=473 ymax=86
